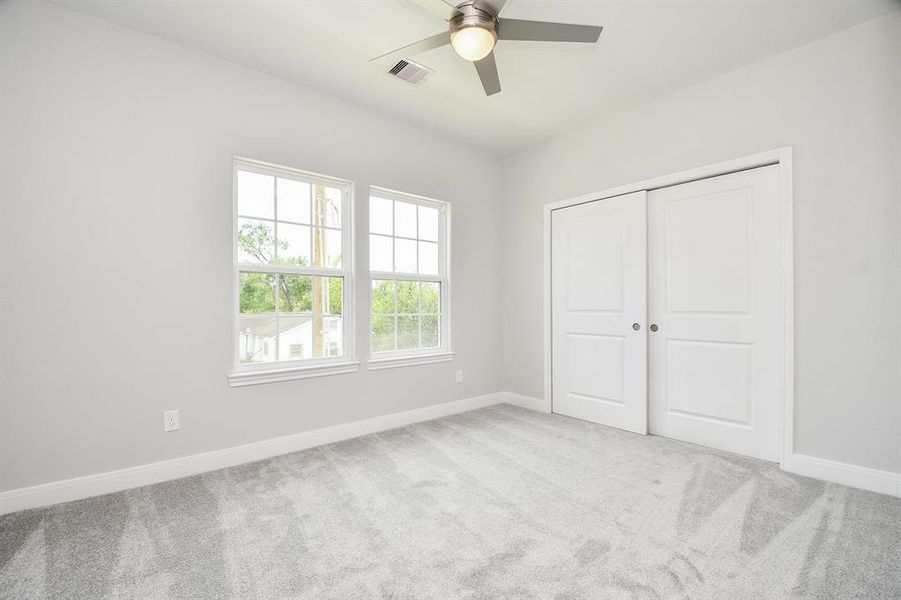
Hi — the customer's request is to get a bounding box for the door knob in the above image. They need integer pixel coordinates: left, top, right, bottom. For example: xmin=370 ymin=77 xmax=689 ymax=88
xmin=650 ymin=324 xmax=659 ymax=332
xmin=632 ymin=323 xmax=641 ymax=331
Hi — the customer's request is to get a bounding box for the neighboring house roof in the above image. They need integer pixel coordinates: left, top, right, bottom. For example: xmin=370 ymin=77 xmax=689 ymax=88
xmin=240 ymin=314 xmax=312 ymax=337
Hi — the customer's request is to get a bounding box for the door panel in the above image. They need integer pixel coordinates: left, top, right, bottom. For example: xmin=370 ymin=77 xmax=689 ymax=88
xmin=565 ymin=216 xmax=624 ymax=311
xmin=552 ymin=191 xmax=647 ymax=434
xmin=665 ymin=339 xmax=751 ymax=423
xmin=648 ymin=166 xmax=783 ymax=460
xmin=567 ymin=334 xmax=624 ymax=403
xmin=664 ymin=190 xmax=750 ymax=313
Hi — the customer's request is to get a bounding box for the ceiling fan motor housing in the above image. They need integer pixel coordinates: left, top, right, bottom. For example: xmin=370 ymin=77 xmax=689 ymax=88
xmin=449 ymin=3 xmax=498 ymax=38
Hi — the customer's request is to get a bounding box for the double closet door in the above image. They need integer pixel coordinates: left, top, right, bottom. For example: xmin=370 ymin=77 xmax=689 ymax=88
xmin=551 ymin=165 xmax=784 ymax=461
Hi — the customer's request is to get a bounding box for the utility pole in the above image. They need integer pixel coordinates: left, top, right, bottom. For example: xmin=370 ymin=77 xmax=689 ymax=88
xmin=312 ymin=185 xmax=325 ymax=358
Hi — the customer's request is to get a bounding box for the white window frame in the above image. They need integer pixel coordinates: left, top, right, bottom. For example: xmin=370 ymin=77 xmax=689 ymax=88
xmin=368 ymin=186 xmax=453 ymax=371
xmin=229 ymin=157 xmax=358 ymax=387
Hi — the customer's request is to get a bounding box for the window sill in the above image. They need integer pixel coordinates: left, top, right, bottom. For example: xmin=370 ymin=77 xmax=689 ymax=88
xmin=229 ymin=361 xmax=360 ymax=387
xmin=367 ymin=351 xmax=455 ymax=371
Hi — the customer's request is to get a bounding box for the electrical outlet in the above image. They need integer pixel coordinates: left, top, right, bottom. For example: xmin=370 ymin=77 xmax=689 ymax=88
xmin=163 ymin=410 xmax=179 ymax=432
xmin=455 ymin=370 xmax=464 ymax=384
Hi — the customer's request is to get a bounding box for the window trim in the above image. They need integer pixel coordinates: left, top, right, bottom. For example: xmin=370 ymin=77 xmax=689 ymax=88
xmin=367 ymin=186 xmax=452 ymax=368
xmin=230 ymin=156 xmax=357 ymax=384
xmin=368 ymin=351 xmax=455 ymax=371
xmin=228 ymin=360 xmax=361 ymax=387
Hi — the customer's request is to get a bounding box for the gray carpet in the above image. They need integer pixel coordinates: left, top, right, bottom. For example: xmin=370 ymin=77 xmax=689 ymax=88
xmin=2 ymin=404 xmax=900 ymax=599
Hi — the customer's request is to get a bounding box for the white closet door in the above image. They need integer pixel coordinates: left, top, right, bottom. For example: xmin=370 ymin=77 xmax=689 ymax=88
xmin=648 ymin=165 xmax=784 ymax=460
xmin=552 ymin=191 xmax=647 ymax=434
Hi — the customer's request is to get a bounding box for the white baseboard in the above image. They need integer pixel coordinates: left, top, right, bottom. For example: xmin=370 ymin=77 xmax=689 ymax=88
xmin=501 ymin=391 xmax=550 ymax=413
xmin=0 ymin=392 xmax=503 ymax=515
xmin=7 ymin=393 xmax=894 ymax=515
xmin=501 ymin=393 xmax=901 ymax=499
xmin=782 ymin=453 xmax=901 ymax=498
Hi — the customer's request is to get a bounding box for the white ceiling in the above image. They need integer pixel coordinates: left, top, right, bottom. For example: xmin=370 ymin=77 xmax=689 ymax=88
xmin=52 ymin=0 xmax=898 ymax=156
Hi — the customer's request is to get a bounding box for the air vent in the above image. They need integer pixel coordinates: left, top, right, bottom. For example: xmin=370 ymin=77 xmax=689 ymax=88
xmin=388 ymin=59 xmax=435 ymax=85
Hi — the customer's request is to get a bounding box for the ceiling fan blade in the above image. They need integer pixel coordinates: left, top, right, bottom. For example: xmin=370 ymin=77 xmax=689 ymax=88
xmin=410 ymin=0 xmax=462 ymax=21
xmin=497 ymin=18 xmax=602 ymax=43
xmin=474 ymin=51 xmax=501 ymax=96
xmin=370 ymin=32 xmax=450 ymax=63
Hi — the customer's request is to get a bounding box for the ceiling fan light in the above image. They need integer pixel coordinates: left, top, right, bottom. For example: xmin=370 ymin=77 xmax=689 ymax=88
xmin=451 ymin=26 xmax=497 ymax=62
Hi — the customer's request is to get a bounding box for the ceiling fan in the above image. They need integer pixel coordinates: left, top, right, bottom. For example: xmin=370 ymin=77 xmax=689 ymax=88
xmin=371 ymin=0 xmax=603 ymax=96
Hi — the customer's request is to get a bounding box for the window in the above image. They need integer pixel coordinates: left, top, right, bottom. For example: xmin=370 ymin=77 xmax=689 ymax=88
xmin=230 ymin=158 xmax=357 ymax=386
xmin=369 ymin=188 xmax=452 ymax=369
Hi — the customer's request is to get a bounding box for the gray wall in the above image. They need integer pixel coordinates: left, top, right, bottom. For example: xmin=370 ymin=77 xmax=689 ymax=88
xmin=501 ymin=11 xmax=901 ymax=473
xmin=0 ymin=2 xmax=503 ymax=491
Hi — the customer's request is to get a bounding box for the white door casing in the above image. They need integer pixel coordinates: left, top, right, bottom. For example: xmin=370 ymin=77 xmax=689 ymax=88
xmin=647 ymin=165 xmax=784 ymax=460
xmin=551 ymin=191 xmax=648 ymax=434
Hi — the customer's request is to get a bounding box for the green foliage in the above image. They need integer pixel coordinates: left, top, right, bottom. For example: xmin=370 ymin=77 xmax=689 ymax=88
xmin=238 ymin=217 xmax=344 ymax=315
xmin=239 ymin=272 xmax=275 ymax=313
xmin=421 ymin=282 xmax=439 ymax=314
xmin=397 ymin=281 xmax=418 ymax=313
xmin=371 ymin=280 xmax=440 ymax=316
xmin=372 ymin=280 xmax=395 ymax=315
xmin=238 ymin=222 xmax=281 ymax=264
xmin=397 ymin=316 xmax=419 ymax=349
xmin=280 ymin=275 xmax=313 ymax=313
xmin=327 ymin=277 xmax=343 ymax=315
xmin=371 ymin=315 xmax=395 ymax=352
xmin=239 ymin=275 xmax=343 ymax=315
xmin=369 ymin=279 xmax=441 ymax=352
